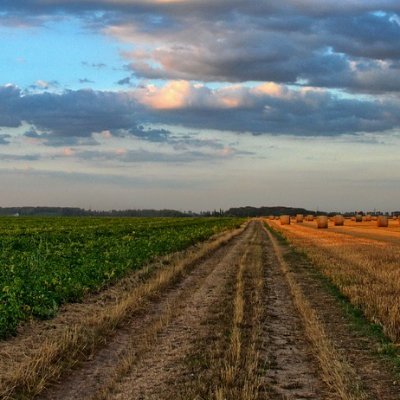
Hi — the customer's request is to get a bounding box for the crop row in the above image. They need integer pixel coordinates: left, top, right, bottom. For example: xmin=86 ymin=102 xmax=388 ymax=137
xmin=0 ymin=217 xmax=243 ymax=338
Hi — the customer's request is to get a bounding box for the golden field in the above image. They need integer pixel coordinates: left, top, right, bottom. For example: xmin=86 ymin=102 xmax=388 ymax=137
xmin=266 ymin=217 xmax=400 ymax=343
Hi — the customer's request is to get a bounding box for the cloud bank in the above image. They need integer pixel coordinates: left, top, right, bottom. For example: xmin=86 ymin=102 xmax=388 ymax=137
xmin=1 ymin=83 xmax=399 ymax=147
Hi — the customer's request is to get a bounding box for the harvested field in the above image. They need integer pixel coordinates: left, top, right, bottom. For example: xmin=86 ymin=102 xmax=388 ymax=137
xmin=0 ymin=220 xmax=399 ymax=399
xmin=266 ymin=218 xmax=400 ymax=343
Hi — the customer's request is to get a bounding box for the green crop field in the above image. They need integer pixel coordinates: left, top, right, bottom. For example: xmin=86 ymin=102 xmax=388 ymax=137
xmin=0 ymin=217 xmax=243 ymax=338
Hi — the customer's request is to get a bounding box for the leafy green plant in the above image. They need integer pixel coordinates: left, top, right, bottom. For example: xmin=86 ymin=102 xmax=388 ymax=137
xmin=0 ymin=217 xmax=243 ymax=338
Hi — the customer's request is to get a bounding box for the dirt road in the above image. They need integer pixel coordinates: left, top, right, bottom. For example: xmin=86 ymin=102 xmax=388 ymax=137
xmin=2 ymin=220 xmax=399 ymax=399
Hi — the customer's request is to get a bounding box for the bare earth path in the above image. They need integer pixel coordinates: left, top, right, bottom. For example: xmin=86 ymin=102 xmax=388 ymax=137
xmin=2 ymin=220 xmax=398 ymax=399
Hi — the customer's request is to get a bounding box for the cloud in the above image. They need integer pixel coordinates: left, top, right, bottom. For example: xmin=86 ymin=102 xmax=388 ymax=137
xmin=128 ymin=125 xmax=227 ymax=151
xmin=0 ymin=134 xmax=11 ymax=145
xmin=136 ymin=81 xmax=400 ymax=135
xmin=72 ymin=145 xmax=245 ymax=164
xmin=81 ymin=61 xmax=107 ymax=69
xmin=99 ymin=3 xmax=400 ymax=93
xmin=2 ymin=83 xmax=400 ymax=142
xmin=79 ymin=78 xmax=95 ymax=84
xmin=0 ymin=152 xmax=41 ymax=161
xmin=117 ymin=77 xmax=131 ymax=85
xmin=1 ymin=1 xmax=400 ymax=94
xmin=0 ymin=85 xmax=141 ymax=138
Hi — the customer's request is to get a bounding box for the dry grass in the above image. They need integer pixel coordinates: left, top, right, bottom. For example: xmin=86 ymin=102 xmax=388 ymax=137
xmin=266 ymin=219 xmax=400 ymax=343
xmin=264 ymin=225 xmax=368 ymax=400
xmin=214 ymin=229 xmax=263 ymax=400
xmin=0 ymin=224 xmax=247 ymax=400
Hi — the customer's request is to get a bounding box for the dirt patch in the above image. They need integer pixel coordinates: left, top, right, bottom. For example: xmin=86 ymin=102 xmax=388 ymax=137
xmin=259 ymin=227 xmax=332 ymax=399
xmin=101 ymin=222 xmax=258 ymax=400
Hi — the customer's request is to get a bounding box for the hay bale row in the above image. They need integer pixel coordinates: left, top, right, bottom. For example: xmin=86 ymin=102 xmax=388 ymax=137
xmin=271 ymin=212 xmax=393 ymax=229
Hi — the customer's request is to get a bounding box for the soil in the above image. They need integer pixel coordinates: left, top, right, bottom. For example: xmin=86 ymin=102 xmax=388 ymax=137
xmin=1 ymin=220 xmax=398 ymax=400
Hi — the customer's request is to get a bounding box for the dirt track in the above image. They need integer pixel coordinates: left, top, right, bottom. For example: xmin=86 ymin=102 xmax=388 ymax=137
xmin=2 ymin=220 xmax=399 ymax=399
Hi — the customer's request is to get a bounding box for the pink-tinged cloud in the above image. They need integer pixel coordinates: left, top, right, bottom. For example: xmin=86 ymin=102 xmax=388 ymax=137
xmin=133 ymin=80 xmax=324 ymax=111
xmin=63 ymin=147 xmax=75 ymax=156
xmin=135 ymin=81 xmax=193 ymax=109
xmin=134 ymin=80 xmax=248 ymax=110
xmin=253 ymin=82 xmax=287 ymax=97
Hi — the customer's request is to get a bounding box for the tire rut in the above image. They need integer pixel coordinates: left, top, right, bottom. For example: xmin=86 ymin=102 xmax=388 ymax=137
xmin=259 ymin=226 xmax=332 ymax=399
xmin=104 ymin=222 xmax=259 ymax=400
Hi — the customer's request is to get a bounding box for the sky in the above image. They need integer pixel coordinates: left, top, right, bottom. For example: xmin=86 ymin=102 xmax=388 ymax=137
xmin=0 ymin=1 xmax=400 ymax=212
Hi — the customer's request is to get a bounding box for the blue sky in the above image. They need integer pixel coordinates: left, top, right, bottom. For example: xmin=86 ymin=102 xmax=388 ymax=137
xmin=0 ymin=1 xmax=400 ymax=212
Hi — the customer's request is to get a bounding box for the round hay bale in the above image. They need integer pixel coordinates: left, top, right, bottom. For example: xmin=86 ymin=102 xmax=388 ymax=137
xmin=280 ymin=215 xmax=290 ymax=225
xmin=306 ymin=215 xmax=314 ymax=221
xmin=317 ymin=215 xmax=328 ymax=229
xmin=333 ymin=215 xmax=344 ymax=226
xmin=268 ymin=215 xmax=275 ymax=220
xmin=377 ymin=216 xmax=388 ymax=227
xmin=372 ymin=216 xmax=378 ymax=221
xmin=365 ymin=215 xmax=372 ymax=221
xmin=296 ymin=214 xmax=304 ymax=223
xmin=355 ymin=214 xmax=362 ymax=222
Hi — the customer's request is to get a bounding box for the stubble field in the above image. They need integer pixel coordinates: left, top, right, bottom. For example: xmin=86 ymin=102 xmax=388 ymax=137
xmin=0 ymin=216 xmax=399 ymax=399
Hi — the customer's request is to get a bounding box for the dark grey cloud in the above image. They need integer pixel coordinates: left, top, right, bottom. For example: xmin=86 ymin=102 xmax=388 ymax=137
xmin=117 ymin=77 xmax=131 ymax=86
xmin=79 ymin=78 xmax=94 ymax=84
xmin=128 ymin=125 xmax=170 ymax=143
xmin=0 ymin=153 xmax=41 ymax=161
xmin=1 ymin=1 xmax=400 ymax=17
xmin=0 ymin=85 xmax=24 ymax=127
xmin=119 ymin=12 xmax=400 ymax=91
xmin=75 ymin=148 xmax=221 ymax=164
xmin=1 ymin=1 xmax=400 ymax=93
xmin=138 ymin=83 xmax=400 ymax=136
xmin=0 ymin=86 xmax=141 ymax=140
xmin=1 ymin=84 xmax=400 ymax=141
xmin=128 ymin=125 xmax=226 ymax=151
xmin=0 ymin=134 xmax=11 ymax=145
xmin=324 ymin=13 xmax=400 ymax=60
